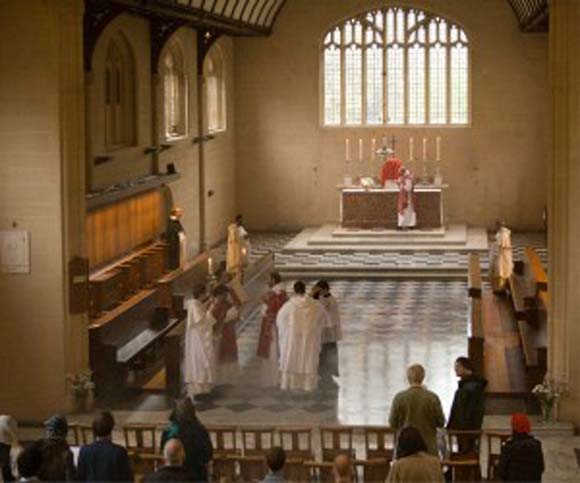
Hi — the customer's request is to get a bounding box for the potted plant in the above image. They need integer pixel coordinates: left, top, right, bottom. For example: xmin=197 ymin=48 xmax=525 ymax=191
xmin=532 ymin=378 xmax=565 ymax=422
xmin=67 ymin=370 xmax=95 ymax=413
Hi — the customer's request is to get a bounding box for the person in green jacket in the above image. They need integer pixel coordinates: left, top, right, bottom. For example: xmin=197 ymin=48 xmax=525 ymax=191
xmin=388 ymin=364 xmax=446 ymax=456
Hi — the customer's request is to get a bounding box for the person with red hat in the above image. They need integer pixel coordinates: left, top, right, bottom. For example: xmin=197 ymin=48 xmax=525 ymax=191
xmin=497 ymin=413 xmax=544 ymax=482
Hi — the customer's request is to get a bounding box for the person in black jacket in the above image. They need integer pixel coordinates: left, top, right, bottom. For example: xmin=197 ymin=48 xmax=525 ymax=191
xmin=77 ymin=411 xmax=133 ymax=482
xmin=447 ymin=357 xmax=488 ymax=432
xmin=37 ymin=415 xmax=76 ymax=481
xmin=144 ymin=438 xmax=194 ymax=482
xmin=497 ymin=413 xmax=544 ymax=482
xmin=161 ymin=398 xmax=213 ymax=482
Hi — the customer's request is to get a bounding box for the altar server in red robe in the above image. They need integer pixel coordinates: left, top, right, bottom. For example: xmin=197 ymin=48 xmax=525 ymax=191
xmin=210 ymin=284 xmax=240 ymax=385
xmin=381 ymin=149 xmax=403 ymax=186
xmin=256 ymin=272 xmax=288 ymax=386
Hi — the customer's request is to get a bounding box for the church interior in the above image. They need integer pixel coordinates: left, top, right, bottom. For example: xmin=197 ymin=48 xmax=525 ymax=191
xmin=1 ymin=0 xmax=580 ymax=481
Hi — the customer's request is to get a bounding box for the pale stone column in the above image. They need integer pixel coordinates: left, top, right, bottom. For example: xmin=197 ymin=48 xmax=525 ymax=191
xmin=55 ymin=0 xmax=90 ymax=407
xmin=548 ymin=0 xmax=580 ymax=422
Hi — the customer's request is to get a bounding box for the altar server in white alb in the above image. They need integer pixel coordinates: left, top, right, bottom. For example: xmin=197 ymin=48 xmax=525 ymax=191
xmin=183 ymin=284 xmax=216 ymax=398
xmin=490 ymin=221 xmax=514 ymax=294
xmin=226 ymin=214 xmax=251 ymax=277
xmin=277 ymin=281 xmax=327 ymax=392
xmin=397 ymin=168 xmax=417 ymax=229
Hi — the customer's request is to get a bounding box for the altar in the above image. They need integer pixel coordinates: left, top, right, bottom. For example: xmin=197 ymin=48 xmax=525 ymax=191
xmin=339 ymin=186 xmax=446 ymax=229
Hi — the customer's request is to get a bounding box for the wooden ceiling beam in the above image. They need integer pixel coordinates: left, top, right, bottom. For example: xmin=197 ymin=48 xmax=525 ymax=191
xmin=105 ymin=0 xmax=272 ymax=36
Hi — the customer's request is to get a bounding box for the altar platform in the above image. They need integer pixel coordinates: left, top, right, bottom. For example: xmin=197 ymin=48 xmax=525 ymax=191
xmin=284 ymin=224 xmax=488 ymax=253
xmin=278 ymin=224 xmax=489 ymax=279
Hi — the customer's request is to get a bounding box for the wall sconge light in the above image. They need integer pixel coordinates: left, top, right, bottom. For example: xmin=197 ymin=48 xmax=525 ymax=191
xmin=207 ymin=189 xmax=215 ymax=198
xmin=144 ymin=146 xmax=158 ymax=155
xmin=94 ymin=155 xmax=114 ymax=165
xmin=160 ymin=144 xmax=173 ymax=151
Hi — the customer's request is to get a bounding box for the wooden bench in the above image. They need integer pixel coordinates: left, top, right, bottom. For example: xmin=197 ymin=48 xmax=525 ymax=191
xmin=89 ymin=269 xmax=123 ymax=318
xmin=467 ymin=254 xmax=484 ymax=376
xmin=525 ymin=247 xmax=549 ymax=311
xmin=89 ymin=289 xmax=185 ymax=395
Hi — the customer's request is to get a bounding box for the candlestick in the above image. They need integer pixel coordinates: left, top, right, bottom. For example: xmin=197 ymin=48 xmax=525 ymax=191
xmin=423 ymin=138 xmax=427 ymax=161
xmin=208 ymin=256 xmax=213 ymax=275
xmin=409 ymin=137 xmax=414 ymax=161
xmin=345 ymin=138 xmax=350 ymax=161
xmin=436 ymin=136 xmax=441 ymax=162
xmin=370 ymin=138 xmax=376 ymax=177
xmin=359 ymin=139 xmax=363 ymax=162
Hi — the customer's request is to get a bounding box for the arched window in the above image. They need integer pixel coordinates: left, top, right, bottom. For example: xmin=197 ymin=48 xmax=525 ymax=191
xmin=203 ymin=45 xmax=226 ymax=133
xmin=163 ymin=42 xmax=188 ymax=139
xmin=104 ymin=32 xmax=136 ymax=149
xmin=322 ymin=7 xmax=469 ymax=126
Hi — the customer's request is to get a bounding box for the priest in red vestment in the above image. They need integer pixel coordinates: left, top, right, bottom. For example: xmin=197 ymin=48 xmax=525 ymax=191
xmin=381 ymin=149 xmax=403 ymax=186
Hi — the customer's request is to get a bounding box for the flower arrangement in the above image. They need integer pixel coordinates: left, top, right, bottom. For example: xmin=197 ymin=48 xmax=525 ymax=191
xmin=67 ymin=370 xmax=95 ymax=398
xmin=532 ymin=378 xmax=565 ymax=422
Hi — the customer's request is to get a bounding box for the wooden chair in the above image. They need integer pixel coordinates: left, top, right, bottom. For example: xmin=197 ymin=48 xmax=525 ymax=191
xmin=123 ymin=424 xmax=157 ymax=454
xmin=241 ymin=426 xmax=275 ymax=455
xmin=363 ymin=426 xmax=395 ymax=461
xmin=486 ymin=432 xmax=510 ymax=481
xmin=444 ymin=430 xmax=483 ymax=482
xmin=207 ymin=426 xmax=239 ymax=483
xmin=236 ymin=454 xmax=268 ymax=482
xmin=278 ymin=427 xmax=313 ymax=482
xmin=68 ymin=423 xmax=94 ymax=446
xmin=129 ymin=452 xmax=164 ymax=482
xmin=320 ymin=426 xmax=355 ymax=461
xmin=354 ymin=458 xmax=391 ymax=483
xmin=305 ymin=460 xmax=334 ymax=483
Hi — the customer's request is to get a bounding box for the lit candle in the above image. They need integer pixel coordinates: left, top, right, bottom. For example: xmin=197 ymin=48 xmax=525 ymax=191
xmin=436 ymin=136 xmax=441 ymax=161
xmin=208 ymin=256 xmax=213 ymax=274
xmin=371 ymin=138 xmax=376 ymax=161
xmin=345 ymin=138 xmax=350 ymax=161
xmin=382 ymin=136 xmax=387 ymax=148
xmin=423 ymin=137 xmax=427 ymax=161
xmin=409 ymin=137 xmax=414 ymax=161
xmin=359 ymin=138 xmax=364 ymax=162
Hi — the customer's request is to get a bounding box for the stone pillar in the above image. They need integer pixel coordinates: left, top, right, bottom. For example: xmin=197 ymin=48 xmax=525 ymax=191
xmin=548 ymin=0 xmax=580 ymax=422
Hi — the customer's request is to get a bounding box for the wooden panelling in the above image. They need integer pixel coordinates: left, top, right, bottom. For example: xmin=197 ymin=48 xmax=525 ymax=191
xmin=87 ymin=190 xmax=164 ymax=269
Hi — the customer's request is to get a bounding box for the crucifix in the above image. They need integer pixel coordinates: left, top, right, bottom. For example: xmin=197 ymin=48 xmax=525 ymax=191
xmin=390 ymin=135 xmax=397 ymax=153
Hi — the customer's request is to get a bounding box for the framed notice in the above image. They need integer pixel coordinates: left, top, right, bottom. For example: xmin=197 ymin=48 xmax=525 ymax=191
xmin=0 ymin=231 xmax=30 ymax=274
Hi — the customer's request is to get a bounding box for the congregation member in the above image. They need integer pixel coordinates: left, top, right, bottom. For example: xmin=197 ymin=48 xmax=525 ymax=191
xmin=77 ymin=411 xmax=133 ymax=482
xmin=276 ymin=281 xmax=327 ymax=392
xmin=386 ymin=427 xmax=444 ymax=483
xmin=160 ymin=398 xmax=213 ymax=482
xmin=210 ymin=284 xmax=241 ymax=385
xmin=261 ymin=446 xmax=287 ymax=483
xmin=37 ymin=415 xmax=76 ymax=481
xmin=312 ymin=280 xmax=342 ymax=383
xmin=256 ymin=272 xmax=288 ymax=387
xmin=16 ymin=443 xmax=43 ymax=482
xmin=388 ymin=364 xmax=446 ymax=456
xmin=144 ymin=439 xmax=193 ymax=482
xmin=332 ymin=453 xmax=352 ymax=483
xmin=183 ymin=283 xmax=216 ymax=399
xmin=447 ymin=357 xmax=487 ymax=441
xmin=497 ymin=413 xmax=544 ymax=483
xmin=0 ymin=415 xmax=21 ymax=481
xmin=164 ymin=207 xmax=187 ymax=270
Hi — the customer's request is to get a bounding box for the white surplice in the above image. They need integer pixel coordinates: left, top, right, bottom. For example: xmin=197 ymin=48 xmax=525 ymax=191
xmin=319 ymin=294 xmax=342 ymax=344
xmin=183 ymin=298 xmax=216 ymax=396
xmin=398 ymin=177 xmax=417 ymax=228
xmin=276 ymin=295 xmax=326 ymax=392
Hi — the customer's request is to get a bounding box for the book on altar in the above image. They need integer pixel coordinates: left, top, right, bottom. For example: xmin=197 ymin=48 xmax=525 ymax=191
xmin=360 ymin=177 xmax=376 ymax=188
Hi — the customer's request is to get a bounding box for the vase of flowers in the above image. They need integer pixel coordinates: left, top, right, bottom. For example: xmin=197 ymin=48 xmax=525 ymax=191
xmin=532 ymin=379 xmax=564 ymax=423
xmin=68 ymin=370 xmax=95 ymax=413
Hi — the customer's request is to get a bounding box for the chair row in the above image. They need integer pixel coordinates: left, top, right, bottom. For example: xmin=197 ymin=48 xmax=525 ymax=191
xmin=69 ymin=423 xmax=511 ymax=480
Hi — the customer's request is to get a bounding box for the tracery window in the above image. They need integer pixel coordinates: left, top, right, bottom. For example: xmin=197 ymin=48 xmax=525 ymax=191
xmin=203 ymin=45 xmax=226 ymax=133
xmin=163 ymin=43 xmax=188 ymax=139
xmin=104 ymin=32 xmax=136 ymax=149
xmin=322 ymin=7 xmax=470 ymax=126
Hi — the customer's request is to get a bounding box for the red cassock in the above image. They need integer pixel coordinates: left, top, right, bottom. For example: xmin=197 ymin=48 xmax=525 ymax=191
xmin=212 ymin=298 xmax=238 ymax=363
xmin=380 ymin=157 xmax=403 ymax=185
xmin=256 ymin=289 xmax=288 ymax=359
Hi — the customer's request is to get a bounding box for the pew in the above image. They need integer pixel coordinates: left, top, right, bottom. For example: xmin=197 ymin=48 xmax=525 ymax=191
xmin=89 ymin=289 xmax=184 ymax=395
xmin=525 ymin=247 xmax=549 ymax=311
xmin=467 ymin=254 xmax=484 ymax=376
